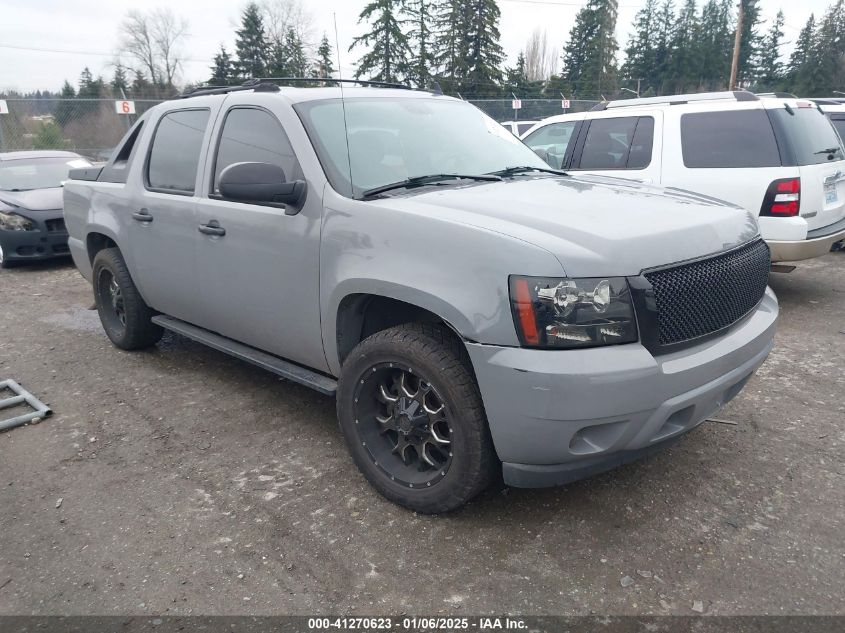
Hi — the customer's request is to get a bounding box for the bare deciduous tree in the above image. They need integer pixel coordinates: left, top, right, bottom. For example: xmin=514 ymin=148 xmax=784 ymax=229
xmin=119 ymin=8 xmax=189 ymax=88
xmin=261 ymin=0 xmax=314 ymax=49
xmin=524 ymin=28 xmax=558 ymax=82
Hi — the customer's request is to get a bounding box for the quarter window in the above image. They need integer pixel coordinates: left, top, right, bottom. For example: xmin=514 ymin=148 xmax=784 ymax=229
xmin=147 ymin=109 xmax=210 ymax=193
xmin=680 ymin=110 xmax=781 ymax=168
xmin=212 ymin=107 xmax=301 ymax=194
xmin=576 ymin=116 xmax=654 ymax=170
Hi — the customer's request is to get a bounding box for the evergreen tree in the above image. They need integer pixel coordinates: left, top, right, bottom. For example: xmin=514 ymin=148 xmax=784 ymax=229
xmin=505 ymin=52 xmax=530 ymax=95
xmin=561 ymin=0 xmax=618 ymax=99
xmin=755 ymin=10 xmax=785 ymax=91
xmin=736 ymin=0 xmax=764 ymax=88
xmin=787 ymin=14 xmax=816 ymax=94
xmin=284 ymin=27 xmax=309 ymax=79
xmin=235 ymin=2 xmax=269 ymax=80
xmin=665 ymin=0 xmax=700 ymax=93
xmin=54 ymin=80 xmax=77 ymax=128
xmin=315 ymin=34 xmax=335 ymax=79
xmin=653 ymin=0 xmax=676 ymax=94
xmin=349 ymin=0 xmax=411 ymax=83
xmin=210 ymin=45 xmax=234 ymax=85
xmin=130 ymin=70 xmax=155 ymax=99
xmin=431 ymin=1 xmax=465 ymax=93
xmin=803 ymin=1 xmax=845 ymax=95
xmin=462 ymin=0 xmax=506 ymax=97
xmin=406 ymin=0 xmax=435 ymax=88
xmin=620 ymin=0 xmax=659 ymax=94
xmin=112 ymin=63 xmax=129 ymax=97
xmin=695 ymin=0 xmax=733 ymax=91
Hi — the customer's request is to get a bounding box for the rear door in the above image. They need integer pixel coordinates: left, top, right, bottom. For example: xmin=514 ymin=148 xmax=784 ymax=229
xmin=128 ymin=107 xmax=214 ymax=321
xmin=766 ymin=102 xmax=845 ymax=233
xmin=567 ymin=112 xmax=661 ymax=183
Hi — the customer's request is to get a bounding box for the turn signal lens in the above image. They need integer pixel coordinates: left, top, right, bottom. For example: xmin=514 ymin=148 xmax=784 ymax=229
xmin=509 ymin=276 xmax=638 ymax=349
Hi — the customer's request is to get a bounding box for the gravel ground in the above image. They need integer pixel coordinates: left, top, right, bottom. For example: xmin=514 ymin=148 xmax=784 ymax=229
xmin=0 ymin=254 xmax=843 ymax=616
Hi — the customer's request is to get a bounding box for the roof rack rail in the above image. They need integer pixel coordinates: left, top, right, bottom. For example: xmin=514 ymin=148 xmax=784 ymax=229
xmin=176 ymin=77 xmax=442 ymax=100
xmin=756 ymin=92 xmax=799 ymax=99
xmin=594 ymin=90 xmax=760 ymax=111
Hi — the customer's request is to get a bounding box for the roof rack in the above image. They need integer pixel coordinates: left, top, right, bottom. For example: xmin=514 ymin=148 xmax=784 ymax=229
xmin=591 ymin=90 xmax=759 ymax=111
xmin=755 ymin=92 xmax=799 ymax=99
xmin=177 ymin=77 xmax=442 ymax=99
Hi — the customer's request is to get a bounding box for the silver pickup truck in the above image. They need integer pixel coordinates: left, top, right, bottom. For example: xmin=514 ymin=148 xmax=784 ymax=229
xmin=64 ymin=81 xmax=778 ymax=512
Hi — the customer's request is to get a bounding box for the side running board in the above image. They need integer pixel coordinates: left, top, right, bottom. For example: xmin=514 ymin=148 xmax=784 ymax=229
xmin=151 ymin=315 xmax=337 ymax=396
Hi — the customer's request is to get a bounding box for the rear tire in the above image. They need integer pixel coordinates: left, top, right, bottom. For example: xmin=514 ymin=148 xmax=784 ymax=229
xmin=337 ymin=322 xmax=498 ymax=513
xmin=92 ymin=248 xmax=162 ymax=350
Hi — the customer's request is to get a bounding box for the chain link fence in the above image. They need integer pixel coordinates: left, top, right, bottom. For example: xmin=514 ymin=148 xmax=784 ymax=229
xmin=468 ymin=98 xmax=600 ymax=122
xmin=0 ymin=98 xmax=162 ymax=160
xmin=0 ymin=98 xmax=601 ymax=160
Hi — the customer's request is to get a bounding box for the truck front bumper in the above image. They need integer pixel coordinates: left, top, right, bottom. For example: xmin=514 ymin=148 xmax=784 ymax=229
xmin=466 ymin=288 xmax=778 ymax=488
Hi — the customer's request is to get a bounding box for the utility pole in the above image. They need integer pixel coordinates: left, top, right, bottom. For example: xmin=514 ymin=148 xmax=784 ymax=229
xmin=729 ymin=0 xmax=744 ymax=90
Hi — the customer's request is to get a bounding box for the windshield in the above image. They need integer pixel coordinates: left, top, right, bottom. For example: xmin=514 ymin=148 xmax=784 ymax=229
xmin=0 ymin=156 xmax=91 ymax=191
xmin=769 ymin=106 xmax=845 ymax=166
xmin=294 ymin=97 xmax=549 ymax=198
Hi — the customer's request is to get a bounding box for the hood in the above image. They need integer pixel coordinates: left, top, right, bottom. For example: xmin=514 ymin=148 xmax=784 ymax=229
xmin=376 ymin=175 xmax=760 ymax=277
xmin=0 ymin=187 xmax=63 ymax=213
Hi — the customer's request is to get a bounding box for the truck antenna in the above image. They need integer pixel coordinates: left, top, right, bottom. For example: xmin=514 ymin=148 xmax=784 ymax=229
xmin=334 ymin=14 xmax=354 ymax=196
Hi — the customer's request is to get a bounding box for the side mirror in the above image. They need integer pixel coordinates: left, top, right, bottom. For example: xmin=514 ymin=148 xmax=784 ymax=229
xmin=218 ymin=162 xmax=306 ymax=215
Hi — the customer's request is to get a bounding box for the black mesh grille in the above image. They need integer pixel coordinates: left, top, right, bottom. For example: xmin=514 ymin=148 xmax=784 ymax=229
xmin=644 ymin=239 xmax=770 ymax=346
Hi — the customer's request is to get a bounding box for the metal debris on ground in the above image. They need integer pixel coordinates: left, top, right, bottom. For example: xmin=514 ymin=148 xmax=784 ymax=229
xmin=0 ymin=379 xmax=52 ymax=432
xmin=707 ymin=417 xmax=740 ymax=426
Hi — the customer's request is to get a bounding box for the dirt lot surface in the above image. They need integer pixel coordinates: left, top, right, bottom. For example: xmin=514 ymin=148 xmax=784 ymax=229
xmin=0 ymin=254 xmax=843 ymax=616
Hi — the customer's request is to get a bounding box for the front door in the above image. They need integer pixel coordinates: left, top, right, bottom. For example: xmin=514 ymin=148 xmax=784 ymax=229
xmin=193 ymin=102 xmax=327 ymax=372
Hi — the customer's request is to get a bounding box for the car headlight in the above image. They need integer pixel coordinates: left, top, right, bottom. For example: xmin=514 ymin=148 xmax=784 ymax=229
xmin=509 ymin=276 xmax=638 ymax=349
xmin=0 ymin=211 xmax=36 ymax=231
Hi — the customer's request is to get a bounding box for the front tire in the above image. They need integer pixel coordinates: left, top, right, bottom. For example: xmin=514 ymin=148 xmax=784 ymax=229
xmin=337 ymin=323 xmax=497 ymax=513
xmin=92 ymin=248 xmax=163 ymax=350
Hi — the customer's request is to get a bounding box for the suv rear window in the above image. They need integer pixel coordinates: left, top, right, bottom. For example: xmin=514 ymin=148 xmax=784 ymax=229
xmin=147 ymin=109 xmax=210 ymax=193
xmin=681 ymin=110 xmax=781 ymax=168
xmin=768 ymin=106 xmax=845 ymax=166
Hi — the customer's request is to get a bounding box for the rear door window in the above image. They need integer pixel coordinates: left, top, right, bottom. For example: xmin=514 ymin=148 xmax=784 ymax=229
xmin=767 ymin=106 xmax=845 ymax=166
xmin=522 ymin=121 xmax=579 ymax=169
xmin=681 ymin=110 xmax=781 ymax=168
xmin=146 ymin=109 xmax=210 ymax=194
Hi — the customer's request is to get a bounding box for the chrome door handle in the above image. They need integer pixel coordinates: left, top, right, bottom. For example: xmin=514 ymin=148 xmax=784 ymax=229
xmin=132 ymin=209 xmax=153 ymax=223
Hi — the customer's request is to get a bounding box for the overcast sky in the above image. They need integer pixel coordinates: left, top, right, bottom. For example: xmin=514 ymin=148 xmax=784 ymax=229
xmin=0 ymin=0 xmax=836 ymax=94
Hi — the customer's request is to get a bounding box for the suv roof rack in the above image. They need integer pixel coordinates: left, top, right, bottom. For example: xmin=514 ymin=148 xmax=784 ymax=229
xmin=591 ymin=90 xmax=759 ymax=111
xmin=177 ymin=77 xmax=443 ymax=99
xmin=755 ymin=92 xmax=799 ymax=99
xmin=811 ymin=97 xmax=845 ymax=105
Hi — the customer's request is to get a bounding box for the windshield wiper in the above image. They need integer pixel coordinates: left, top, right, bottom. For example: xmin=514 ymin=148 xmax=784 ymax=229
xmin=360 ymin=173 xmax=502 ymax=198
xmin=815 ymin=147 xmax=843 ymax=156
xmin=487 ymin=165 xmax=567 ymax=177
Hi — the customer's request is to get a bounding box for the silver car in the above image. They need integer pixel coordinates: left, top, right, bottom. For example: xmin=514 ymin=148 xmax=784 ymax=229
xmin=64 ymin=82 xmax=778 ymax=512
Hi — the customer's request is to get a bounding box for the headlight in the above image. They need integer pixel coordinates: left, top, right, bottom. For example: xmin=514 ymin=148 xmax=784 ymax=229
xmin=0 ymin=211 xmax=36 ymax=231
xmin=509 ymin=276 xmax=638 ymax=349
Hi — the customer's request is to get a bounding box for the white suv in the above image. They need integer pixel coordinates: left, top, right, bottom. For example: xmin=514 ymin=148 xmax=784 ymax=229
xmin=522 ymin=91 xmax=845 ymax=262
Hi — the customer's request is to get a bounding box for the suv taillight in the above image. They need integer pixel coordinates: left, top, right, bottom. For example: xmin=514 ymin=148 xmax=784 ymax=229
xmin=761 ymin=178 xmax=800 ymax=217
